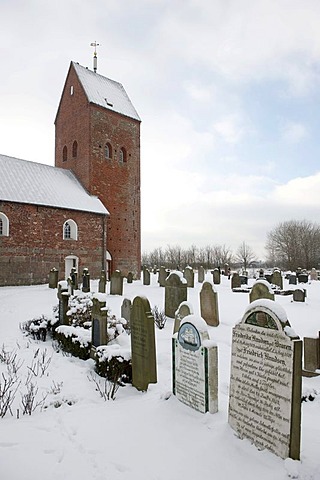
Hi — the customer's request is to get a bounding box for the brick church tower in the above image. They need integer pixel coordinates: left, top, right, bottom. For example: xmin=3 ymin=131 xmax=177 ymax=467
xmin=55 ymin=61 xmax=141 ymax=278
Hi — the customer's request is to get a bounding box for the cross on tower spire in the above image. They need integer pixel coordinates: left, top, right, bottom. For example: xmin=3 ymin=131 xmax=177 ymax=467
xmin=90 ymin=41 xmax=100 ymax=73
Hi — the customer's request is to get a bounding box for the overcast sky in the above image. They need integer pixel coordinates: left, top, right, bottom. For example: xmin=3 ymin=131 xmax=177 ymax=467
xmin=1 ymin=0 xmax=320 ymax=259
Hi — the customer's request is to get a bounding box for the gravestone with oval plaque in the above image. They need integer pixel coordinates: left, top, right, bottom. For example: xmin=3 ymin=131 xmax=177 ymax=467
xmin=228 ymin=299 xmax=302 ymax=460
xmin=172 ymin=315 xmax=218 ymax=414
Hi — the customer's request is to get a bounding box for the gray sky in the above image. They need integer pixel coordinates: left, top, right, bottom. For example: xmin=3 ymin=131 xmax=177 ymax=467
xmin=1 ymin=0 xmax=320 ymax=259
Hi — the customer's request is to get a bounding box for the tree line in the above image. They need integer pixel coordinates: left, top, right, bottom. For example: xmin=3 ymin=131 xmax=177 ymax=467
xmin=141 ymin=242 xmax=257 ymax=271
xmin=142 ymin=220 xmax=320 ymax=272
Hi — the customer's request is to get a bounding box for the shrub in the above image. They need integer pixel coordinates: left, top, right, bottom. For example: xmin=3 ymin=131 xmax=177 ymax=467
xmin=152 ymin=305 xmax=167 ymax=329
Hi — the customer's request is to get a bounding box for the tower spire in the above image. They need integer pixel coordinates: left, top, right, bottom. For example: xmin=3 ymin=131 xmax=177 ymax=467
xmin=90 ymin=41 xmax=100 ymax=73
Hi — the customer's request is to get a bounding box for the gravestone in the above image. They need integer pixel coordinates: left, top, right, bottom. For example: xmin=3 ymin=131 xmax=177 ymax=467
xmin=264 ymin=273 xmax=273 ymax=284
xmin=289 ymin=274 xmax=297 ymax=285
xmin=298 ymin=273 xmax=308 ymax=284
xmin=82 ymin=268 xmax=90 ymax=293
xmin=57 ymin=282 xmax=70 ymax=325
xmin=143 ymin=267 xmax=151 ymax=286
xmin=239 ymin=275 xmax=248 ymax=285
xmin=198 ymin=266 xmax=205 ymax=283
xmin=70 ymin=267 xmax=78 ymax=290
xmin=293 ymin=288 xmax=306 ymax=302
xmin=110 ymin=270 xmax=123 ymax=295
xmin=173 ymin=301 xmax=193 ymax=334
xmin=91 ymin=297 xmax=108 ymax=349
xmin=310 ymin=268 xmax=318 ymax=281
xmin=67 ymin=276 xmax=74 ymax=295
xmin=250 ymin=279 xmax=275 ymax=303
xmin=127 ymin=272 xmax=133 ymax=284
xmin=99 ymin=270 xmax=107 ymax=293
xmin=165 ymin=272 xmax=188 ymax=318
xmin=158 ymin=266 xmax=169 ymax=287
xmin=303 ymin=334 xmax=320 ymax=374
xmin=121 ymin=298 xmax=132 ymax=326
xmin=224 ymin=264 xmax=229 ymax=276
xmin=212 ymin=268 xmax=221 ymax=285
xmin=131 ymin=296 xmax=157 ymax=391
xmin=228 ymin=299 xmax=302 ymax=460
xmin=200 ymin=282 xmax=219 ymax=327
xmin=272 ymin=269 xmax=283 ymax=289
xmin=49 ymin=268 xmax=58 ymax=289
xmin=172 ymin=314 xmax=218 ymax=414
xmin=231 ymin=273 xmax=241 ymax=289
xmin=184 ymin=266 xmax=194 ymax=288
xmin=259 ymin=268 xmax=264 ymax=278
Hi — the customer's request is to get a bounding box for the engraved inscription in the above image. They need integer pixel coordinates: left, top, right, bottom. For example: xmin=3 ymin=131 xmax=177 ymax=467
xmin=229 ymin=323 xmax=294 ymax=459
xmin=175 ymin=343 xmax=206 ymax=413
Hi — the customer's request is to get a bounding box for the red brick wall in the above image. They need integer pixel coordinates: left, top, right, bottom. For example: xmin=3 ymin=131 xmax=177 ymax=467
xmin=0 ymin=201 xmax=106 ymax=286
xmin=55 ymin=63 xmax=141 ymax=278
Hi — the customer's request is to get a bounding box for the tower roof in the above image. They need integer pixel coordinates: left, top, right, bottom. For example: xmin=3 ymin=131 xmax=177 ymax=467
xmin=0 ymin=154 xmax=109 ymax=215
xmin=72 ymin=61 xmax=141 ymax=122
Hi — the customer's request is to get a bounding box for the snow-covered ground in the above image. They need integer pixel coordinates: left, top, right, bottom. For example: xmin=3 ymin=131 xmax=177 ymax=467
xmin=0 ymin=273 xmax=319 ymax=480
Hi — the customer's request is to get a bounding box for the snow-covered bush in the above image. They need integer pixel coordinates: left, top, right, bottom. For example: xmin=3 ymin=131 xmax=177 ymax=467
xmin=54 ymin=326 xmax=91 ymax=360
xmin=20 ymin=315 xmax=53 ymax=341
xmin=94 ymin=333 xmax=132 ymax=399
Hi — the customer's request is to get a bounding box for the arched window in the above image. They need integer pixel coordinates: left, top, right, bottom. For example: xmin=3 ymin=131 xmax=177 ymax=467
xmin=63 ymin=219 xmax=78 ymax=240
xmin=119 ymin=147 xmax=126 ymax=164
xmin=72 ymin=141 xmax=78 ymax=158
xmin=0 ymin=213 xmax=9 ymax=236
xmin=63 ymin=145 xmax=68 ymax=162
xmin=105 ymin=142 xmax=112 ymax=159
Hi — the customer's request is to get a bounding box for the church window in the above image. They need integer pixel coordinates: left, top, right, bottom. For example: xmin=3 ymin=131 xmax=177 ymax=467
xmin=63 ymin=219 xmax=78 ymax=240
xmin=63 ymin=146 xmax=68 ymax=162
xmin=72 ymin=141 xmax=78 ymax=158
xmin=0 ymin=213 xmax=9 ymax=236
xmin=105 ymin=142 xmax=112 ymax=159
xmin=119 ymin=147 xmax=127 ymax=164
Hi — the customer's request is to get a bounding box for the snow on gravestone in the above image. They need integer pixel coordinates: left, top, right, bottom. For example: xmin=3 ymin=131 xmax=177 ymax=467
xmin=172 ymin=314 xmax=218 ymax=414
xmin=228 ymin=299 xmax=302 ymax=460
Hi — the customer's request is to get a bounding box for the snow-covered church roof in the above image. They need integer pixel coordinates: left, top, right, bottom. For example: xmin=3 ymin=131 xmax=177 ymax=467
xmin=72 ymin=62 xmax=141 ymax=122
xmin=0 ymin=154 xmax=109 ymax=215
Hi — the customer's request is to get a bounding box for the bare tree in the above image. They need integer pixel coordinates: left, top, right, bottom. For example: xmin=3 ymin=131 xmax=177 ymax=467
xmin=266 ymin=220 xmax=320 ymax=270
xmin=235 ymin=241 xmax=257 ymax=271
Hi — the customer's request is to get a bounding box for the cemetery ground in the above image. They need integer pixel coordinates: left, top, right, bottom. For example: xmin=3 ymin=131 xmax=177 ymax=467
xmin=0 ymin=274 xmax=320 ymax=480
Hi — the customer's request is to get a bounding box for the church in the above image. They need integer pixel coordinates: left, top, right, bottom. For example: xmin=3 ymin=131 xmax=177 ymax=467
xmin=0 ymin=61 xmax=141 ymax=286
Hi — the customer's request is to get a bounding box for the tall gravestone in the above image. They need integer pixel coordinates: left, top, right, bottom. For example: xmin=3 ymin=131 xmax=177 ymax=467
xmin=231 ymin=273 xmax=241 ymax=289
xmin=310 ymin=268 xmax=318 ymax=281
xmin=70 ymin=267 xmax=78 ymax=290
xmin=250 ymin=279 xmax=274 ymax=303
xmin=158 ymin=266 xmax=169 ymax=287
xmin=91 ymin=297 xmax=108 ymax=350
xmin=212 ymin=268 xmax=221 ymax=285
xmin=165 ymin=272 xmax=188 ymax=318
xmin=172 ymin=314 xmax=218 ymax=414
xmin=127 ymin=272 xmax=133 ymax=284
xmin=173 ymin=301 xmax=193 ymax=334
xmin=121 ymin=298 xmax=132 ymax=326
xmin=143 ymin=267 xmax=151 ymax=286
xmin=131 ymin=296 xmax=157 ymax=391
xmin=228 ymin=299 xmax=302 ymax=460
xmin=198 ymin=266 xmax=205 ymax=283
xmin=184 ymin=266 xmax=194 ymax=288
xmin=200 ymin=282 xmax=219 ymax=327
xmin=49 ymin=268 xmax=59 ymax=288
xmin=272 ymin=269 xmax=283 ymax=289
xmin=99 ymin=270 xmax=107 ymax=293
xmin=57 ymin=282 xmax=70 ymax=325
xmin=82 ymin=268 xmax=90 ymax=293
xmin=110 ymin=270 xmax=123 ymax=295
